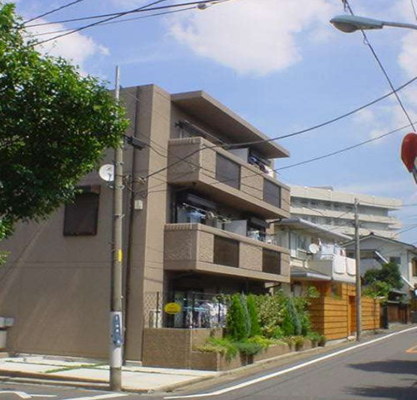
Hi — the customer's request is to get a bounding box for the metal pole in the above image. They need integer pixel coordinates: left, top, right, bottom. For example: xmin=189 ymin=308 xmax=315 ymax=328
xmin=354 ymin=198 xmax=362 ymax=341
xmin=110 ymin=66 xmax=124 ymax=391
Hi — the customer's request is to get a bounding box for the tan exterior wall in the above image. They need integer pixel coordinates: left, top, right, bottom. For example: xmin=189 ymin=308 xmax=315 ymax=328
xmin=0 ymin=83 xmax=291 ymax=360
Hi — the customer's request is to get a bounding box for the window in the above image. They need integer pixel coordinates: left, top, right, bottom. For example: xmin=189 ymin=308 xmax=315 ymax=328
xmin=262 ymin=249 xmax=281 ymax=274
xmin=213 ymin=236 xmax=239 ymax=267
xmin=64 ymin=187 xmax=100 ymax=236
xmin=413 ymin=258 xmax=417 ymax=277
xmin=216 ymin=154 xmax=240 ymax=189
xmin=263 ymin=179 xmax=281 ymax=207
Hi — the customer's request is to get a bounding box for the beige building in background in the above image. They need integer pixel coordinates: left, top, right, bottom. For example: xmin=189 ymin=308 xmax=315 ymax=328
xmin=290 ymin=185 xmax=402 ymax=239
xmin=0 ymin=84 xmax=291 ymax=361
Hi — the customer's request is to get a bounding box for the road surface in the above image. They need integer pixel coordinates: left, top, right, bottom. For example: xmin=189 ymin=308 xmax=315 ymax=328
xmin=0 ymin=326 xmax=416 ymax=400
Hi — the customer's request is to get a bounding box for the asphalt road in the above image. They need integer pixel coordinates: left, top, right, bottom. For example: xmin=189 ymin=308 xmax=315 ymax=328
xmin=1 ymin=326 xmax=417 ymax=400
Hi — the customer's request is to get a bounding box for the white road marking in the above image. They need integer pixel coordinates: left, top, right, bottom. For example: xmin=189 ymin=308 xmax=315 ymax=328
xmin=0 ymin=391 xmax=56 ymax=399
xmin=63 ymin=394 xmax=127 ymax=400
xmin=164 ymin=326 xmax=417 ymax=399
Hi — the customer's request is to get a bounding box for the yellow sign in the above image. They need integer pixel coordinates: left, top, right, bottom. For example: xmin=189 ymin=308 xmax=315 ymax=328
xmin=164 ymin=302 xmax=182 ymax=315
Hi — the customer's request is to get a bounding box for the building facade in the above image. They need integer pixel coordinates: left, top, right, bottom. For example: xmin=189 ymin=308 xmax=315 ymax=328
xmin=344 ymin=234 xmax=417 ymax=293
xmin=0 ymin=84 xmax=291 ymax=360
xmin=290 ymin=185 xmax=402 ymax=239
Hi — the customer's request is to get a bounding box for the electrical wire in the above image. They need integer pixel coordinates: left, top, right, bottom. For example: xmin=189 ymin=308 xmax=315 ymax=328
xmin=343 ymin=0 xmax=416 ymax=131
xmin=34 ymin=0 xmax=169 ymax=46
xmin=277 ymin=121 xmax=414 ymax=171
xmin=24 ymin=0 xmax=230 ymax=27
xmin=30 ymin=6 xmax=197 ymax=37
xmin=411 ymin=0 xmax=417 ymax=21
xmin=138 ymin=75 xmax=417 ymax=182
xmin=23 ymin=0 xmax=86 ymax=24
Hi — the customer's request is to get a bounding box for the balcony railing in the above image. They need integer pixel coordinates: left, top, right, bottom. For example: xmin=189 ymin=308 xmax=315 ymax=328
xmin=167 ymin=137 xmax=290 ymax=219
xmin=164 ymin=223 xmax=290 ymax=282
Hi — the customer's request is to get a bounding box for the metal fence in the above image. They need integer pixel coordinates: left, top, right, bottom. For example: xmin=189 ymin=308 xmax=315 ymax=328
xmin=144 ymin=291 xmax=229 ymax=329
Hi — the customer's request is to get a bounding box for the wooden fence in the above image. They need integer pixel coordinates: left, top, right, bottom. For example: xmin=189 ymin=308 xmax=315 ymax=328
xmin=309 ymin=295 xmax=380 ymax=340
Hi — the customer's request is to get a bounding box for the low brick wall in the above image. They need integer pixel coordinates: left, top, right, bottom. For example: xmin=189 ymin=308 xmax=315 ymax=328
xmin=143 ymin=328 xmax=316 ymax=371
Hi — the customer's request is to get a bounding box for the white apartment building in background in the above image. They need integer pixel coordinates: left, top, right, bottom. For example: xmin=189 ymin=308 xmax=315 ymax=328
xmin=290 ymin=185 xmax=402 ymax=239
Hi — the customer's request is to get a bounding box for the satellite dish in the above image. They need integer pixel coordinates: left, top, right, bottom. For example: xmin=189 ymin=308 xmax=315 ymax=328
xmin=99 ymin=164 xmax=114 ymax=182
xmin=308 ymin=244 xmax=319 ymax=254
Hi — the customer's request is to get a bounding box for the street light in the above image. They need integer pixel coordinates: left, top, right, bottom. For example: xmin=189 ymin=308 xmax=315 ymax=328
xmin=330 ymin=15 xmax=417 ymax=33
xmin=330 ymin=13 xmax=417 ymax=342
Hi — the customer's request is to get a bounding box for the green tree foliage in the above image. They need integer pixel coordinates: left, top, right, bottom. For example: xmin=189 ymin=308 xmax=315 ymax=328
xmin=226 ymin=294 xmax=250 ymax=340
xmin=247 ymin=294 xmax=261 ymax=337
xmin=363 ymin=262 xmax=403 ymax=292
xmin=0 ymin=3 xmax=129 ymax=234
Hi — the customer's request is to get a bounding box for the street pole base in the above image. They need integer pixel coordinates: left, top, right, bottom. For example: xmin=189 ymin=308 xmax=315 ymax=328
xmin=110 ymin=367 xmax=122 ymax=391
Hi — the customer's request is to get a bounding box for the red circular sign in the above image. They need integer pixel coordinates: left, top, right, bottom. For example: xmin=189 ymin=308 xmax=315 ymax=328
xmin=401 ymin=132 xmax=417 ymax=172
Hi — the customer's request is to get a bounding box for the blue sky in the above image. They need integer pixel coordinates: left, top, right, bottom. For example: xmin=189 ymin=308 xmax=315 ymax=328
xmin=11 ymin=0 xmax=417 ymax=242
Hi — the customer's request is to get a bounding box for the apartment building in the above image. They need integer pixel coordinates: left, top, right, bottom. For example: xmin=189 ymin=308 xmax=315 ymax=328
xmin=0 ymin=84 xmax=291 ymax=361
xmin=290 ymin=185 xmax=402 ymax=239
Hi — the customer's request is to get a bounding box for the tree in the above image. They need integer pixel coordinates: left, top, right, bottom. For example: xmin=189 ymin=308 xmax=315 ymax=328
xmin=363 ymin=262 xmax=403 ymax=298
xmin=226 ymin=294 xmax=250 ymax=340
xmin=0 ymin=3 xmax=129 ymax=237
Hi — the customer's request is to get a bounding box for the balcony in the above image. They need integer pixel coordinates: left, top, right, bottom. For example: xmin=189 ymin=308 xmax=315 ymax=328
xmin=167 ymin=137 xmax=290 ymax=219
xmin=164 ymin=223 xmax=290 ymax=283
xmin=309 ymin=255 xmax=356 ymax=283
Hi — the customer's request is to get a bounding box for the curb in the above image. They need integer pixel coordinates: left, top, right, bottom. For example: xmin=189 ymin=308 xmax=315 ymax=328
xmin=0 ymin=325 xmax=414 ymax=394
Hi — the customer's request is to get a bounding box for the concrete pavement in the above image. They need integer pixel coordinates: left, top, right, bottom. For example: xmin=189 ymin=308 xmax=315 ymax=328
xmin=0 ymin=325 xmax=413 ymax=395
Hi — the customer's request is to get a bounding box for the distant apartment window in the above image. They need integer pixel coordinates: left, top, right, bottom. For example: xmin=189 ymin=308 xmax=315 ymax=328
xmin=389 ymin=257 xmax=401 ymax=266
xmin=64 ymin=187 xmax=100 ymax=236
xmin=262 ymin=249 xmax=281 ymax=274
xmin=263 ymin=179 xmax=281 ymax=208
xmin=213 ymin=236 xmax=239 ymax=267
xmin=216 ymin=154 xmax=240 ymax=189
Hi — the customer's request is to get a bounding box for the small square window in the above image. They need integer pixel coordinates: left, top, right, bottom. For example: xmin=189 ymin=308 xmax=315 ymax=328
xmin=64 ymin=186 xmax=100 ymax=236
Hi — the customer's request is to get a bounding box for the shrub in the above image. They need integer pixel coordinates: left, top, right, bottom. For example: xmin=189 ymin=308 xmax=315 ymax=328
xmin=282 ymin=297 xmax=302 ymax=336
xmin=247 ymin=294 xmax=261 ymax=337
xmin=307 ymin=332 xmax=321 ymax=347
xmin=293 ymin=336 xmax=305 ymax=351
xmin=318 ymin=335 xmax=327 ymax=347
xmin=226 ymin=294 xmax=249 ymax=340
xmin=197 ymin=337 xmax=238 ymax=362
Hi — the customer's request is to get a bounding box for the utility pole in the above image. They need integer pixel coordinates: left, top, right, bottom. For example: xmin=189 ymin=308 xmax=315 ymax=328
xmin=110 ymin=66 xmax=124 ymax=391
xmin=354 ymin=198 xmax=361 ymax=341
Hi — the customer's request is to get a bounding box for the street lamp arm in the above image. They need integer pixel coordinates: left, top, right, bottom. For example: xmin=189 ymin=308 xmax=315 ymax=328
xmin=383 ymin=20 xmax=417 ymax=31
xmin=330 ymin=14 xmax=417 ymax=33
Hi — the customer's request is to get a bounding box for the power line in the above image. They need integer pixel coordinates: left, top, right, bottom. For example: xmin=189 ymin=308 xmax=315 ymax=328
xmin=30 ymin=7 xmax=197 ymax=37
xmin=277 ymin=121 xmax=414 ymax=171
xmin=34 ymin=0 xmax=169 ymax=46
xmin=138 ymin=75 xmax=417 ymax=182
xmin=23 ymin=0 xmax=87 ymax=24
xmin=411 ymin=0 xmax=417 ymax=21
xmin=24 ymin=0 xmax=229 ymax=28
xmin=343 ymin=0 xmax=416 ymax=131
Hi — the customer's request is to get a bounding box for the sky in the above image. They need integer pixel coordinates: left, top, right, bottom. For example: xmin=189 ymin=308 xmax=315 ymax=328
xmin=9 ymin=0 xmax=417 ymax=243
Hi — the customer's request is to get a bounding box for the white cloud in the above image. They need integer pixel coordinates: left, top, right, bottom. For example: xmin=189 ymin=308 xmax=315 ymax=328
xmin=168 ymin=0 xmax=338 ymax=76
xmin=26 ymin=20 xmax=109 ymax=74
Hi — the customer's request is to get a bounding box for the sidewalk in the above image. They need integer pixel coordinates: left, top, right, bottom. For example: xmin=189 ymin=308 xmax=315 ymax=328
xmin=0 ymin=326 xmax=413 ymax=393
xmin=0 ymin=356 xmax=218 ymax=392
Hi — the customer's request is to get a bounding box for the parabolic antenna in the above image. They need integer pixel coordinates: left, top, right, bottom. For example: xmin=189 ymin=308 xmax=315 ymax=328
xmin=308 ymin=243 xmax=319 ymax=254
xmin=99 ymin=164 xmax=115 ymax=182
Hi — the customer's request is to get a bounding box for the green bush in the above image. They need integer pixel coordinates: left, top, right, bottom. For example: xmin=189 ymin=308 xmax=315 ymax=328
xmin=197 ymin=337 xmax=238 ymax=362
xmin=307 ymin=332 xmax=321 ymax=347
xmin=226 ymin=294 xmax=249 ymax=340
xmin=247 ymin=294 xmax=261 ymax=337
